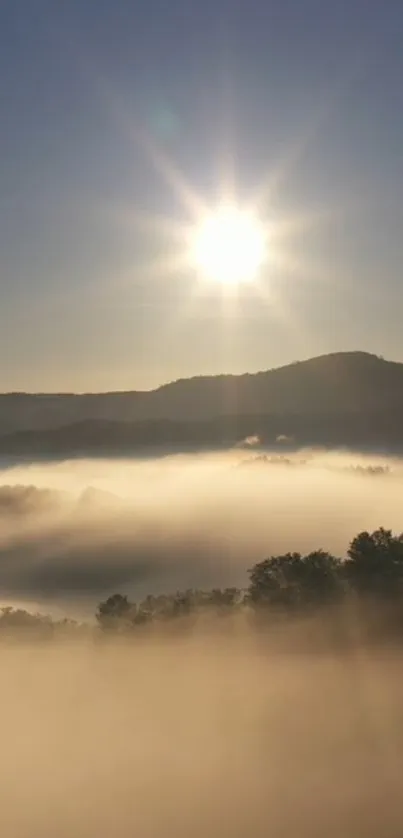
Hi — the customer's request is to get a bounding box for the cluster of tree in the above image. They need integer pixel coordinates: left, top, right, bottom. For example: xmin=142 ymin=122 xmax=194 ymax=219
xmin=2 ymin=527 xmax=403 ymax=641
xmin=96 ymin=528 xmax=403 ymax=632
xmin=96 ymin=587 xmax=243 ymax=633
xmin=0 ymin=606 xmax=85 ymax=640
xmin=239 ymin=457 xmax=390 ymax=477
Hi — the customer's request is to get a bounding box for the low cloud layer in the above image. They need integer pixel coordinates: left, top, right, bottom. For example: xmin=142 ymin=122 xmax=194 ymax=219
xmin=2 ymin=452 xmax=403 ymax=836
xmin=0 ymin=450 xmax=402 ymax=615
xmin=1 ymin=637 xmax=403 ymax=837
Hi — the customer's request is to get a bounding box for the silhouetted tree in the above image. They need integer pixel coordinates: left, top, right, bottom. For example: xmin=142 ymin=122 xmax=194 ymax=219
xmin=96 ymin=593 xmax=136 ymax=631
xmin=345 ymin=528 xmax=403 ymax=596
xmin=0 ymin=606 xmax=54 ymax=638
xmin=248 ymin=550 xmax=342 ymax=609
xmin=206 ymin=587 xmax=242 ymax=612
xmin=137 ymin=593 xmax=174 ymax=622
xmin=93 ymin=528 xmax=403 ymax=635
xmin=0 ymin=607 xmax=84 ymax=640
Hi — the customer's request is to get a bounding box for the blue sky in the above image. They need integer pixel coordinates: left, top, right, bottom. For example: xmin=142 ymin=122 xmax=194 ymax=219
xmin=1 ymin=0 xmax=403 ymax=391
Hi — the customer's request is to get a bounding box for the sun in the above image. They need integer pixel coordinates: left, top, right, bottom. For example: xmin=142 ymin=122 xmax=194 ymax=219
xmin=190 ymin=205 xmax=267 ymax=284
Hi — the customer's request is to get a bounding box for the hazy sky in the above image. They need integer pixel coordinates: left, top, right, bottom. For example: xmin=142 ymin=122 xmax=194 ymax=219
xmin=1 ymin=0 xmax=403 ymax=392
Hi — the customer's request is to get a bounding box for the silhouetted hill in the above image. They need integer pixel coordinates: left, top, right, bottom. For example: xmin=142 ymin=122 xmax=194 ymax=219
xmin=1 ymin=352 xmax=403 ymax=454
xmin=1 ymin=352 xmax=403 ymax=429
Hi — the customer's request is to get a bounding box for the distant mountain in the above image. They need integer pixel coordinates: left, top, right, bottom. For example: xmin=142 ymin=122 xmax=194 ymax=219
xmin=1 ymin=352 xmax=403 ymax=430
xmin=1 ymin=352 xmax=403 ymax=454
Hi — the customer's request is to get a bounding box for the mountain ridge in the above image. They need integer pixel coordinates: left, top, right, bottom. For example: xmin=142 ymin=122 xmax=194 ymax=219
xmin=0 ymin=350 xmax=387 ymax=397
xmin=1 ymin=352 xmax=403 ymax=444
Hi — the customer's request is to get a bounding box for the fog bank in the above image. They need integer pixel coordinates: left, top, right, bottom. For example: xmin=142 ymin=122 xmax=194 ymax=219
xmin=0 ymin=450 xmax=402 ymax=615
xmin=1 ymin=636 xmax=403 ymax=837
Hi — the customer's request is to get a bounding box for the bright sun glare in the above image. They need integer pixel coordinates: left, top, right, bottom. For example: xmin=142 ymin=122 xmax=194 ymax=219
xmin=191 ymin=205 xmax=267 ymax=284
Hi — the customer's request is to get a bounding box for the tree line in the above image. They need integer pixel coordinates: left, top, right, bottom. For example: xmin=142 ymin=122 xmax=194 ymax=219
xmin=96 ymin=527 xmax=403 ymax=632
xmin=1 ymin=527 xmax=403 ymax=640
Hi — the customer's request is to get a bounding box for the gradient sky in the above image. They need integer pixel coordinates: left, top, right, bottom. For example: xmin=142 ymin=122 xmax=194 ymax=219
xmin=1 ymin=0 xmax=403 ymax=392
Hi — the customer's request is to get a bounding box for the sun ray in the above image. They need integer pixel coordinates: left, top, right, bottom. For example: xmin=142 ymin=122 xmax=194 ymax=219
xmin=80 ymin=68 xmax=351 ymax=338
xmin=249 ymin=51 xmax=370 ymax=213
xmin=135 ymin=129 xmax=208 ymax=220
xmin=101 ymin=203 xmax=188 ymax=241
